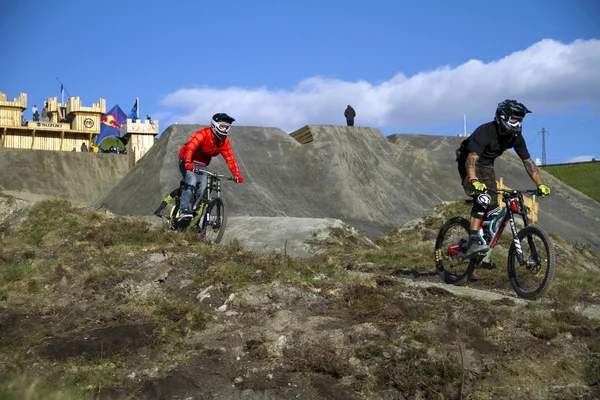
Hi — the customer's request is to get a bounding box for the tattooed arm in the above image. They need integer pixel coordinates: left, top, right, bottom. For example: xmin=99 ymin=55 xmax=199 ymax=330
xmin=522 ymin=158 xmax=543 ymax=186
xmin=466 ymin=152 xmax=479 ymax=180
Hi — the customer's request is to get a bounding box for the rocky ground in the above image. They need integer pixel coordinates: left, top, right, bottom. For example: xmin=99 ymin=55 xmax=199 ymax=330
xmin=0 ymin=198 xmax=599 ymax=400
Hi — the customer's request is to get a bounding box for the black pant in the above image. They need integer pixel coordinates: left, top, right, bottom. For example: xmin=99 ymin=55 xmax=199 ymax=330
xmin=346 ymin=119 xmax=354 ymax=126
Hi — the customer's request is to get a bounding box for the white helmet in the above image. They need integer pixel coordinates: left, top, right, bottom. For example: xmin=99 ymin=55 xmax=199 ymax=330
xmin=210 ymin=113 xmax=235 ymax=141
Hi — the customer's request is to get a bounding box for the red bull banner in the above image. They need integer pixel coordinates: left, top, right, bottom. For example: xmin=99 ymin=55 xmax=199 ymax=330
xmin=95 ymin=105 xmax=127 ymax=146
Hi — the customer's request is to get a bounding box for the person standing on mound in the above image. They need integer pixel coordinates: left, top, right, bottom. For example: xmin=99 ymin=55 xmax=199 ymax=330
xmin=345 ymin=105 xmax=356 ymax=126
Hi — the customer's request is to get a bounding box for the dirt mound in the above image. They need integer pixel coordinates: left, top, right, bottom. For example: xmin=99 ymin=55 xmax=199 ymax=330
xmin=0 ymin=148 xmax=129 ymax=205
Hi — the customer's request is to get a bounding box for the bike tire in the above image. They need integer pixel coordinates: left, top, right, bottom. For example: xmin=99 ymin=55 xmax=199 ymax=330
xmin=200 ymin=197 xmax=227 ymax=244
xmin=435 ymin=216 xmax=475 ymax=285
xmin=507 ymin=224 xmax=556 ymax=300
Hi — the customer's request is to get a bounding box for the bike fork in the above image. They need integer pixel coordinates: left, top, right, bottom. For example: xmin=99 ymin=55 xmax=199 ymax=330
xmin=508 ymin=213 xmax=526 ymax=265
xmin=519 ymin=201 xmax=541 ymax=266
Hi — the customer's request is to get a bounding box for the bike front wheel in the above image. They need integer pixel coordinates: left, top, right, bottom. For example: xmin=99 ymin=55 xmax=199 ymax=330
xmin=434 ymin=216 xmax=475 ymax=285
xmin=507 ymin=224 xmax=556 ymax=300
xmin=199 ymin=197 xmax=227 ymax=244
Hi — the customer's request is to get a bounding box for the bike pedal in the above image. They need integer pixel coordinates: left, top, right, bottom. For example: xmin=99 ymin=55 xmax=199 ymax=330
xmin=480 ymin=262 xmax=497 ymax=270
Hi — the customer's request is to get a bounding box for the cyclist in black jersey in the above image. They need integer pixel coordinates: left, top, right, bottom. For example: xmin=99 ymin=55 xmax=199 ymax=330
xmin=455 ymin=99 xmax=551 ymax=257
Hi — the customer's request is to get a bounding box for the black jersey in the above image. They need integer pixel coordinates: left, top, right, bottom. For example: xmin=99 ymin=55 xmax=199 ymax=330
xmin=456 ymin=121 xmax=531 ymax=165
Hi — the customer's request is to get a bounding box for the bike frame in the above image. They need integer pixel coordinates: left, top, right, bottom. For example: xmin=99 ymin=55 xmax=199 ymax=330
xmin=162 ymin=169 xmax=231 ymax=231
xmin=447 ymin=189 xmax=539 ymax=265
xmin=189 ymin=171 xmax=224 ymax=228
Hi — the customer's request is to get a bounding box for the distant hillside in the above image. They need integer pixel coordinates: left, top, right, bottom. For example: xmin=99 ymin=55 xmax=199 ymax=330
xmin=541 ymin=161 xmax=600 ymax=203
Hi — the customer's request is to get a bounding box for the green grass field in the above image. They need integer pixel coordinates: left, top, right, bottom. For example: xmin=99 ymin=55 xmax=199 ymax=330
xmin=542 ymin=161 xmax=600 ymax=203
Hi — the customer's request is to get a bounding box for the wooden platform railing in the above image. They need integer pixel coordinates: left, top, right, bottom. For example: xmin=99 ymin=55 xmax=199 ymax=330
xmin=496 ymin=177 xmax=539 ymax=224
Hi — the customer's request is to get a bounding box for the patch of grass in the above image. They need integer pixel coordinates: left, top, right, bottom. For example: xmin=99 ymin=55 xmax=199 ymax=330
xmin=6 ymin=200 xmax=178 ymax=253
xmin=375 ymin=346 xmax=463 ymax=398
xmin=471 ymin=356 xmax=586 ymax=399
xmin=81 ymin=266 xmax=131 ymax=292
xmin=153 ymin=299 xmax=211 ymax=332
xmin=0 ymin=378 xmax=83 ymax=400
xmin=78 ymin=216 xmax=174 ymax=250
xmin=284 ymin=342 xmax=352 ymax=378
xmin=541 ymin=161 xmax=600 ymax=203
xmin=334 ymin=284 xmax=435 ymax=324
xmin=527 ymin=313 xmax=559 ymax=340
xmin=13 ymin=200 xmax=84 ymax=246
xmin=586 ymin=342 xmax=600 ymax=388
xmin=194 ymin=260 xmax=255 ymax=289
xmin=0 ymin=260 xmax=52 ymax=285
xmin=549 ymin=267 xmax=600 ymax=308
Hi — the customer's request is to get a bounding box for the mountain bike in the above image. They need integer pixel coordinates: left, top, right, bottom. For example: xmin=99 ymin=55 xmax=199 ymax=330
xmin=434 ymin=188 xmax=555 ymax=300
xmin=160 ymin=168 xmax=234 ymax=243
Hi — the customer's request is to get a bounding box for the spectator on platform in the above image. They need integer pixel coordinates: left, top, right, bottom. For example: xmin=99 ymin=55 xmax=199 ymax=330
xmin=81 ymin=142 xmax=88 ymax=152
xmin=32 ymin=104 xmax=38 ymax=119
xmin=344 ymin=105 xmax=356 ymax=126
xmin=42 ymin=102 xmax=49 ymax=122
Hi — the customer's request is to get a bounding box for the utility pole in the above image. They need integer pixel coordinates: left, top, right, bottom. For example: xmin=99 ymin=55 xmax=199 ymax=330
xmin=540 ymin=127 xmax=549 ymax=165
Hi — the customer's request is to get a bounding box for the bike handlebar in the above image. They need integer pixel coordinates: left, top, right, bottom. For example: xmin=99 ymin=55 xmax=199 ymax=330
xmin=193 ymin=168 xmax=237 ymax=181
xmin=486 ymin=188 xmax=542 ymax=196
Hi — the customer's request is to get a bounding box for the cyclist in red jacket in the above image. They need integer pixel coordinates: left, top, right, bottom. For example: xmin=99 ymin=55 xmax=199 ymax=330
xmin=177 ymin=113 xmax=244 ymax=219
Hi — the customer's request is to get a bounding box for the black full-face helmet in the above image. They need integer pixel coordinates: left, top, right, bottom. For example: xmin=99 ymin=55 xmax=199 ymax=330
xmin=495 ymin=99 xmax=531 ymax=137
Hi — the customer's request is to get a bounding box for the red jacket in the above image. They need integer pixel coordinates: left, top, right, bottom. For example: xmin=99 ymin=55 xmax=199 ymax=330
xmin=179 ymin=127 xmax=240 ymax=176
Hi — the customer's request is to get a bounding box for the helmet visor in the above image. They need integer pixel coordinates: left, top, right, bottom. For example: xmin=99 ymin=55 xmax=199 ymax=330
xmin=216 ymin=123 xmax=231 ymax=133
xmin=507 ymin=117 xmax=523 ymax=129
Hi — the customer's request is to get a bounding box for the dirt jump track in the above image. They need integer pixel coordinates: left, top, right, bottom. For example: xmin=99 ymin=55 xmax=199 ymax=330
xmin=1 ymin=125 xmax=599 ymax=251
xmin=94 ymin=124 xmax=600 ymax=251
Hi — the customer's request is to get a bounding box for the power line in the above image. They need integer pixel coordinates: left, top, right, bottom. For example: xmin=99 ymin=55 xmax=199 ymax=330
xmin=551 ymin=115 xmax=600 ymax=137
xmin=529 ymin=131 xmax=541 ymax=146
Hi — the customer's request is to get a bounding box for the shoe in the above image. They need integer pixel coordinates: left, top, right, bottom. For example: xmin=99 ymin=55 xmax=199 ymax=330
xmin=465 ymin=241 xmax=489 ymax=258
xmin=178 ymin=210 xmax=193 ymax=220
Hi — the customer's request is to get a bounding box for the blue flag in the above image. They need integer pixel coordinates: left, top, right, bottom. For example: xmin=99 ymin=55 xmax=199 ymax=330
xmin=127 ymin=98 xmax=138 ymax=120
xmin=95 ymin=105 xmax=127 ymax=146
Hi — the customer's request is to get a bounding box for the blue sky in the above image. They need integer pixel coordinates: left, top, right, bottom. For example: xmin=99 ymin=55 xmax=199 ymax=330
xmin=1 ymin=0 xmax=599 ymax=164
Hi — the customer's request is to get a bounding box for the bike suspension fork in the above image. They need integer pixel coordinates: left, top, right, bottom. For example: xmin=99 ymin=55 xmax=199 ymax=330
xmin=507 ymin=209 xmax=526 ymax=265
xmin=519 ymin=196 xmax=541 ymax=265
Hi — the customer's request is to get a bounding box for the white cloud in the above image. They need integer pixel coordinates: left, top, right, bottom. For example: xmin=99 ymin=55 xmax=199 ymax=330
xmin=159 ymin=38 xmax=600 ymax=132
xmin=567 ymin=155 xmax=597 ymax=163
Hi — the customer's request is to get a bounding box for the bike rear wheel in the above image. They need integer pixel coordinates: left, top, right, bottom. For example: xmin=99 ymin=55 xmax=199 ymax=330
xmin=435 ymin=216 xmax=475 ymax=285
xmin=507 ymin=224 xmax=555 ymax=300
xmin=200 ymin=197 xmax=227 ymax=243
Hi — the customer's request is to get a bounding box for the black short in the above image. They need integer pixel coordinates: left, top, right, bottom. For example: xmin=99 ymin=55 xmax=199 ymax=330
xmin=458 ymin=161 xmax=497 ymax=197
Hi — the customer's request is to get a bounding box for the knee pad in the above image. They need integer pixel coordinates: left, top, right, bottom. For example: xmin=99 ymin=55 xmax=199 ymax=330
xmin=485 ymin=205 xmax=501 ymax=220
xmin=470 ymin=193 xmax=491 ymax=219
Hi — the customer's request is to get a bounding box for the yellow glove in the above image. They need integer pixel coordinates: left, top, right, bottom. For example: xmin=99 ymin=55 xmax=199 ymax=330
xmin=471 ymin=179 xmax=487 ymax=193
xmin=538 ymin=184 xmax=551 ymax=198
